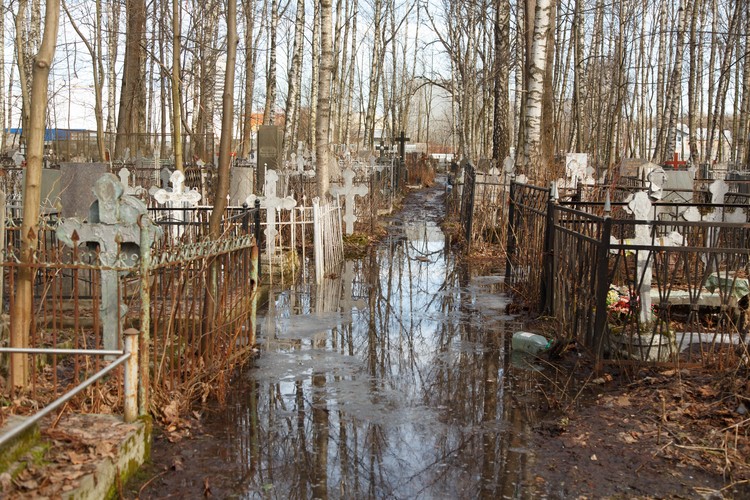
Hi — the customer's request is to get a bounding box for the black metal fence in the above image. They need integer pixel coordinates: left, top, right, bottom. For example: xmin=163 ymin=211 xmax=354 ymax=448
xmin=507 ymin=180 xmax=750 ymax=367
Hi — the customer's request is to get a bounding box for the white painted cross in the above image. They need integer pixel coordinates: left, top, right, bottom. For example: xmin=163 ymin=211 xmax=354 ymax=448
xmin=330 ymin=168 xmax=368 ymax=235
xmin=153 ymin=170 xmax=202 ymax=208
xmin=246 ymin=169 xmax=297 ymax=254
xmin=628 ymin=191 xmax=656 ymax=323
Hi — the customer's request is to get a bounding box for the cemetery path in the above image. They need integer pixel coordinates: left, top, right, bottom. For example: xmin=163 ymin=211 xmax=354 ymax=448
xmin=126 ymin=178 xmax=744 ymax=499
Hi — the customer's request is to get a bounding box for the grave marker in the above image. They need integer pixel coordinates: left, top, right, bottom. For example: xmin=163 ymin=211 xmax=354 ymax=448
xmin=246 ymin=169 xmax=297 ymax=255
xmin=330 ymin=168 xmax=368 ymax=235
xmin=56 ymin=174 xmax=162 ymax=351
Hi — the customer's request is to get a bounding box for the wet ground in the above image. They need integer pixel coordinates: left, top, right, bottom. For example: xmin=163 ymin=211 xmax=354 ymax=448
xmin=126 ymin=178 xmax=746 ymax=499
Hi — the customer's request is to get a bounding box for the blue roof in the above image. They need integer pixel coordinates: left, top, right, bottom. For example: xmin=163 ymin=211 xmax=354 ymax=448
xmin=6 ymin=128 xmax=90 ymax=141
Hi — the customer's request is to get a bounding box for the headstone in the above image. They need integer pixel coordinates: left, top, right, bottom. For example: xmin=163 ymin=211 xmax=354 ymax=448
xmin=59 ymin=162 xmax=109 ymax=218
xmin=22 ymin=168 xmax=61 ymax=215
xmin=229 ymin=164 xmax=255 ymax=205
xmin=330 ymin=168 xmax=368 ymax=235
xmin=257 ymin=125 xmax=283 ymax=192
xmin=56 ymin=174 xmax=162 ymax=351
xmin=246 ymin=169 xmax=297 ymax=255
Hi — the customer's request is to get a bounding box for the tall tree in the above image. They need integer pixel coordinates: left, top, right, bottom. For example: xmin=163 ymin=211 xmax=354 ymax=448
xmin=282 ymin=0 xmax=305 ymax=155
xmin=63 ymin=0 xmax=106 ymax=161
xmin=114 ymin=0 xmax=147 ymax=159
xmin=522 ymin=0 xmax=552 ymax=174
xmin=10 ymin=0 xmax=60 ymax=389
xmin=316 ymin=0 xmax=334 ymax=197
xmin=492 ymin=0 xmax=510 ymax=162
xmin=262 ymin=0 xmax=279 ymax=125
xmin=172 ymin=0 xmax=184 ymax=171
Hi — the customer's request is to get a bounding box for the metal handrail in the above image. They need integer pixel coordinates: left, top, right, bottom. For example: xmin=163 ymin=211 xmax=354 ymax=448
xmin=0 ymin=339 xmax=138 ymax=449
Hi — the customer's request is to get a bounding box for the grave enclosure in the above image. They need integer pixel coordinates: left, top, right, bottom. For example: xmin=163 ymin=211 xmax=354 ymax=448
xmin=0 ymin=144 xmax=412 ymax=410
xmin=505 ymin=175 xmax=750 ymax=367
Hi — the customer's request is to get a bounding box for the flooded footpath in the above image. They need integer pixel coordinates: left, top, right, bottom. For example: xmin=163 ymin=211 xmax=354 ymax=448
xmin=130 ymin=179 xmax=551 ymax=499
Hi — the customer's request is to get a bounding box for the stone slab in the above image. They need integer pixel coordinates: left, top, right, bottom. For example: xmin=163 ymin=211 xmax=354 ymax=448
xmin=59 ymin=163 xmax=109 ymax=219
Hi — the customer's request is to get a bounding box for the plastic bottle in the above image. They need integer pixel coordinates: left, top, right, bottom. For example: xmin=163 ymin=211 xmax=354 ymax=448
xmin=511 ymin=331 xmax=552 ymax=355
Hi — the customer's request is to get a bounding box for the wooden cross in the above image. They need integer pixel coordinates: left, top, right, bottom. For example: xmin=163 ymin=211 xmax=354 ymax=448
xmin=664 ymin=152 xmax=686 ymax=170
xmin=396 ymin=130 xmax=410 ymax=159
xmin=331 ymin=168 xmax=368 ymax=235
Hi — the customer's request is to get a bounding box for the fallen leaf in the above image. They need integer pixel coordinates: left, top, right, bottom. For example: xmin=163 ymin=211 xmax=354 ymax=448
xmin=162 ymin=400 xmax=181 ymax=424
xmin=68 ymin=451 xmax=87 ymax=465
xmin=698 ymin=386 xmax=718 ymax=398
xmin=172 ymin=456 xmax=184 ymax=471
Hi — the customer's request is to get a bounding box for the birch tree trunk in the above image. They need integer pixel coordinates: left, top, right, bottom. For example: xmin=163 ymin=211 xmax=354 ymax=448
xmin=0 ymin=0 xmax=6 ymax=152
xmin=343 ymin=0 xmax=358 ymax=145
xmin=492 ymin=0 xmax=510 ymax=162
xmin=282 ymin=0 xmax=305 ymax=155
xmin=240 ymin=0 xmax=263 ymax=158
xmin=263 ymin=0 xmax=279 ymax=125
xmin=309 ymin=1 xmax=320 ymax=149
xmin=364 ymin=0 xmax=384 ymax=148
xmin=106 ymin=0 xmax=119 ymax=141
xmin=738 ymin=8 xmax=750 ymax=166
xmin=688 ymin=0 xmax=702 ymax=163
xmin=14 ymin=0 xmax=31 ymax=147
xmin=172 ymin=0 xmax=184 ymax=171
xmin=316 ymin=0 xmax=334 ymax=197
xmin=10 ymin=0 xmax=60 ymax=390
xmin=522 ymin=0 xmax=551 ymax=175
xmin=705 ymin=0 xmax=740 ymax=164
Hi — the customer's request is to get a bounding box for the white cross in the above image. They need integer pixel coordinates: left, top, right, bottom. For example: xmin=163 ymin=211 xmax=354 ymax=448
xmin=330 ymin=168 xmax=368 ymax=235
xmin=626 ymin=191 xmax=656 ymax=323
xmin=153 ymin=170 xmax=202 ymax=208
xmin=246 ymin=169 xmax=297 ymax=254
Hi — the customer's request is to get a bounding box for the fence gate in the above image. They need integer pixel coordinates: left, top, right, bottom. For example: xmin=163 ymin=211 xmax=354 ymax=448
xmin=313 ymin=198 xmax=344 ymax=284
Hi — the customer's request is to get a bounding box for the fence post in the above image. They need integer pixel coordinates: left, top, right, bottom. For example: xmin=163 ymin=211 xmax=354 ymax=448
xmin=123 ymin=328 xmax=139 ymax=422
xmin=504 ymin=178 xmax=517 ymax=282
xmin=541 ymin=182 xmax=558 ymax=313
xmin=254 ymin=198 xmax=262 ymax=280
xmin=593 ymin=215 xmax=613 ymax=366
xmin=313 ymin=197 xmax=324 ymax=284
xmin=138 ymin=217 xmax=151 ymax=417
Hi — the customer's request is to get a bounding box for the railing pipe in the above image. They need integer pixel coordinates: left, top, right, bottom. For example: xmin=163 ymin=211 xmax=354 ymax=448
xmin=0 ymin=351 xmax=130 ymax=449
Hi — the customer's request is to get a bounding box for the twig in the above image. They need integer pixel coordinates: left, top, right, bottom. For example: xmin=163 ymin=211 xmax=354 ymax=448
xmin=138 ymin=470 xmax=169 ymax=498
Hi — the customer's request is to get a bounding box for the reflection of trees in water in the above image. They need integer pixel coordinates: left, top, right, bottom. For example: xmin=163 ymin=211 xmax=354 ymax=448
xmin=214 ymin=210 xmax=539 ymax=498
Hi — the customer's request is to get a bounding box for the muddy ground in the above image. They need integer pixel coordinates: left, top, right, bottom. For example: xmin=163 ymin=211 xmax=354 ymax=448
xmin=123 ymin=180 xmax=749 ymax=499
xmin=121 ymin=355 xmax=750 ymax=499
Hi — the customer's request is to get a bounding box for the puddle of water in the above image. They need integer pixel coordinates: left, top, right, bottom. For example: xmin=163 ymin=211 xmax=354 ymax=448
xmin=152 ymin=181 xmax=547 ymax=499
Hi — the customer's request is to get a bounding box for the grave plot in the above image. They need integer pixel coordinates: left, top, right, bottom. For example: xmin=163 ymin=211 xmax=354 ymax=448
xmin=511 ymin=176 xmax=750 ymax=367
xmin=1 ymin=171 xmax=261 ymax=411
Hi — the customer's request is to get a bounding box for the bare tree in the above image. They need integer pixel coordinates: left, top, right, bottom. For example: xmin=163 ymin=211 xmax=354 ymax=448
xmin=316 ymin=0 xmax=334 ymax=197
xmin=262 ymin=0 xmax=279 ymax=125
xmin=282 ymin=0 xmax=305 ymax=155
xmin=522 ymin=0 xmax=552 ymax=174
xmin=492 ymin=0 xmax=510 ymax=162
xmin=63 ymin=0 xmax=106 ymax=161
xmin=114 ymin=0 xmax=147 ymax=159
xmin=10 ymin=0 xmax=60 ymax=389
xmin=172 ymin=0 xmax=184 ymax=171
